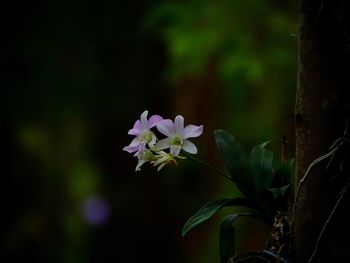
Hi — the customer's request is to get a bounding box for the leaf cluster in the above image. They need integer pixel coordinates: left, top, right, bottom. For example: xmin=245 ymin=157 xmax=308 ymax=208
xmin=182 ymin=130 xmax=294 ymax=263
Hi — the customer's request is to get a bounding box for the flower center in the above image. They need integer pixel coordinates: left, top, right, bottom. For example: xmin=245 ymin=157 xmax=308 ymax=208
xmin=140 ymin=131 xmax=153 ymax=143
xmin=172 ymin=136 xmax=183 ymax=146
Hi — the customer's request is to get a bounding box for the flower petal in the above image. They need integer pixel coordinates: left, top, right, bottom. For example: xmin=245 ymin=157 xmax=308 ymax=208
xmin=128 ymin=120 xmax=141 ymax=135
xmin=152 ymin=155 xmax=168 ymax=166
xmin=156 ymin=119 xmax=174 ymax=137
xmin=123 ymin=137 xmax=141 ymax=153
xmin=140 ymin=110 xmax=148 ymax=130
xmin=133 ymin=144 xmax=146 ymax=157
xmin=170 ymin=145 xmax=181 ymax=156
xmin=182 ymin=140 xmax=198 ymax=154
xmin=157 ymin=162 xmax=167 ymax=171
xmin=174 ymin=115 xmax=184 ymax=134
xmin=135 ymin=159 xmax=147 ymax=171
xmin=155 ymin=138 xmax=171 ymax=150
xmin=149 ymin=133 xmax=157 ymax=147
xmin=181 ymin=125 xmax=203 ymax=139
xmin=148 ymin=115 xmax=163 ymax=128
xmin=123 ymin=145 xmax=139 ymax=153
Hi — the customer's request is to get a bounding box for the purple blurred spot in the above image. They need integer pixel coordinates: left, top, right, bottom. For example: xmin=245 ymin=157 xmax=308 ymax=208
xmin=83 ymin=196 xmax=111 ymax=225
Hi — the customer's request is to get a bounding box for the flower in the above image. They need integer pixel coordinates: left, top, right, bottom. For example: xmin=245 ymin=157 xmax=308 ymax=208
xmin=123 ymin=110 xmax=163 ymax=154
xmin=123 ymin=111 xmax=203 ymax=172
xmin=156 ymin=115 xmax=203 ymax=156
xmin=135 ymin=148 xmax=155 ymax=171
xmin=151 ymin=151 xmax=178 ymax=171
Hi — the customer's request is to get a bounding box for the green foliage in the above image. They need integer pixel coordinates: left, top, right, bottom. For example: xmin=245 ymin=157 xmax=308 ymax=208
xmin=182 ymin=198 xmax=263 ymax=237
xmin=272 ymin=159 xmax=295 ymax=188
xmin=249 ymin=141 xmax=273 ymax=191
xmin=214 ymin=129 xmax=292 ymax=212
xmin=183 ymin=129 xmax=294 ymax=259
xmin=145 ymin=0 xmax=297 ymax=144
xmin=219 ymin=215 xmax=237 ymax=263
xmin=146 ymin=0 xmax=296 ymax=83
xmin=214 ymin=130 xmax=250 ymax=196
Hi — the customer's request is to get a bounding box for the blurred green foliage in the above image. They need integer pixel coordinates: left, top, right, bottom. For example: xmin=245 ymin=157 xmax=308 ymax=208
xmin=146 ymin=0 xmax=297 ymax=141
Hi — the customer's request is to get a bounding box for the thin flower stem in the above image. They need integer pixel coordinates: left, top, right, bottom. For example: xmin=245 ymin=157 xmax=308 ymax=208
xmin=182 ymin=152 xmax=232 ymax=182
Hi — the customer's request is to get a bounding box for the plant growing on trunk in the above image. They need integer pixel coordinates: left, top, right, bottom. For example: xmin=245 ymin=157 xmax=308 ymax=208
xmin=123 ymin=111 xmax=294 ymax=263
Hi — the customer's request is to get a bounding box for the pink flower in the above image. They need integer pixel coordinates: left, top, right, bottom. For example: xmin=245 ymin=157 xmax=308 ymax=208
xmin=123 ymin=110 xmax=163 ymax=154
xmin=156 ymin=115 xmax=203 ymax=156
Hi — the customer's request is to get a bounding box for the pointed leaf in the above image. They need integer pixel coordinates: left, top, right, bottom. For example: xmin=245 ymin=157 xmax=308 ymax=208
xmin=272 ymin=159 xmax=294 ymax=188
xmin=182 ymin=198 xmax=260 ymax=237
xmin=219 ymin=213 xmax=271 ymax=263
xmin=220 ymin=215 xmax=236 ymax=263
xmin=249 ymin=141 xmax=273 ymax=191
xmin=214 ymin=130 xmax=250 ymax=195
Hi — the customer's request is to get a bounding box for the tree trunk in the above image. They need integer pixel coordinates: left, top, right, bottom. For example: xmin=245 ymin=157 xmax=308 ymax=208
xmin=294 ymin=0 xmax=350 ymax=262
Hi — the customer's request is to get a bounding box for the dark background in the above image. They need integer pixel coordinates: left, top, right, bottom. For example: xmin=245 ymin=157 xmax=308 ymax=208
xmin=2 ymin=1 xmax=297 ymax=262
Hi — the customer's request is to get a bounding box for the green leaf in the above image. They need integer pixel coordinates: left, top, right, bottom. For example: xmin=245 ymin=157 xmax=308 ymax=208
xmin=272 ymin=159 xmax=294 ymax=188
xmin=214 ymin=130 xmax=250 ymax=195
xmin=249 ymin=141 xmax=273 ymax=191
xmin=219 ymin=213 xmax=270 ymax=263
xmin=219 ymin=215 xmax=236 ymax=263
xmin=181 ymin=198 xmax=260 ymax=237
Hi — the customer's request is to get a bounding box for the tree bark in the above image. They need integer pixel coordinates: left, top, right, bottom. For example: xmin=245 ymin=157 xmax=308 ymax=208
xmin=295 ymin=0 xmax=350 ymax=262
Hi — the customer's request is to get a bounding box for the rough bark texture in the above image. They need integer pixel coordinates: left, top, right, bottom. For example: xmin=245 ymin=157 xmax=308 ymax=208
xmin=295 ymin=0 xmax=350 ymax=262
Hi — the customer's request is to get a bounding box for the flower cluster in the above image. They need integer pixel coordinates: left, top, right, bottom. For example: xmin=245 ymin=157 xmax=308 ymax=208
xmin=123 ymin=110 xmax=203 ymax=171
